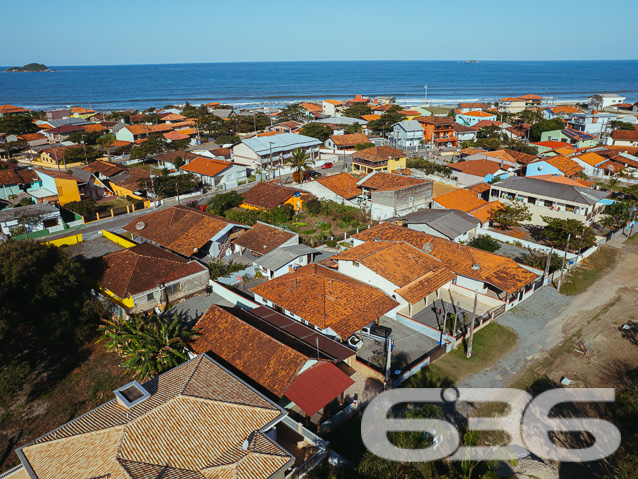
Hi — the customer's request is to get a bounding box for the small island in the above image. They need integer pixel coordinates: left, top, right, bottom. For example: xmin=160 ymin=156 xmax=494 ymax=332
xmin=5 ymin=63 xmax=53 ymax=72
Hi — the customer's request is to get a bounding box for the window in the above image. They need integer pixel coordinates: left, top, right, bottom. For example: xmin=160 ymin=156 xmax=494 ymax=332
xmin=166 ymin=283 xmax=181 ymax=295
xmin=408 ymin=196 xmax=414 ymax=204
xmin=565 ymin=205 xmax=575 ymax=213
xmin=527 ymin=197 xmax=536 ymax=205
xmin=544 ymin=200 xmax=553 ymax=207
xmin=146 ymin=292 xmax=155 ymax=301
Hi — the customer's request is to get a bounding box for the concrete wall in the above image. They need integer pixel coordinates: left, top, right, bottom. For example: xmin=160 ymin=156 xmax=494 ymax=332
xmin=296 ymin=181 xmax=358 ymax=206
xmin=370 ymin=182 xmax=433 ymax=220
xmin=129 ymin=268 xmax=209 ymax=313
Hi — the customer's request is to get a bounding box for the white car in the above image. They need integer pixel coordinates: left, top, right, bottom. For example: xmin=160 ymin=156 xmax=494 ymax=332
xmin=347 ymin=335 xmax=364 ymax=351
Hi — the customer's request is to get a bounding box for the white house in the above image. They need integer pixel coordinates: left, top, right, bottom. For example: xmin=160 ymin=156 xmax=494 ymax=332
xmin=0 ymin=203 xmax=61 ymax=236
xmin=321 ymin=99 xmax=344 ymax=117
xmin=589 ymin=93 xmax=626 ymax=110
xmin=231 ymin=133 xmax=322 ymax=171
xmin=391 ymin=120 xmax=424 ymax=151
xmin=254 ymin=244 xmax=320 ymax=279
xmin=179 ymin=157 xmax=247 ymax=189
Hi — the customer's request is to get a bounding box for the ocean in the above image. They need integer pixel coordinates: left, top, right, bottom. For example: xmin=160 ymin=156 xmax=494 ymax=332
xmin=0 ymin=60 xmax=637 ymax=111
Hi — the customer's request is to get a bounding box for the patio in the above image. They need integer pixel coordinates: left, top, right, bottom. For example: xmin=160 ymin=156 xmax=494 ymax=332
xmin=410 ymin=295 xmax=497 ymax=336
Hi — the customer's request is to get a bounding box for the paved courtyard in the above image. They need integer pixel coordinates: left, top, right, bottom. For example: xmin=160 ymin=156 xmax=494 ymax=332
xmin=168 ymin=291 xmax=233 ymax=328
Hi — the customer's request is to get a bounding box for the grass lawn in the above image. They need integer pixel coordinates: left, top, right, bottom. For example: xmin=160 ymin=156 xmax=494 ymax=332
xmin=425 ymin=105 xmax=455 ymax=115
xmin=96 ymin=197 xmax=132 ymax=211
xmin=403 ymin=322 xmax=518 ymax=387
xmin=558 ymin=246 xmax=619 ymax=296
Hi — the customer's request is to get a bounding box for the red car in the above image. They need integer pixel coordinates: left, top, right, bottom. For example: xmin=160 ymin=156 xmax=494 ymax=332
xmin=321 ymin=162 xmax=333 ymax=169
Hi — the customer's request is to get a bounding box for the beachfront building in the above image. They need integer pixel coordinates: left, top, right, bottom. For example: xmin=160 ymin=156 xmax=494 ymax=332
xmin=540 ymin=129 xmax=598 ymax=149
xmin=231 ymin=133 xmax=322 ymax=170
xmin=322 ymin=99 xmax=344 ymax=116
xmin=565 ymin=111 xmax=618 ymax=136
xmin=416 ymin=116 xmax=458 ymax=148
xmin=589 ymin=94 xmax=626 ymax=110
xmin=497 ymin=97 xmax=526 ymax=113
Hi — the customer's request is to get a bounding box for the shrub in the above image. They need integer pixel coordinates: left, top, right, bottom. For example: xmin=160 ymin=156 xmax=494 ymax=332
xmin=326 ymin=240 xmax=337 ymax=247
xmin=65 ymin=199 xmax=98 ymax=216
xmin=301 ymin=228 xmax=316 ymax=235
xmin=468 ymin=235 xmax=501 ymax=253
xmin=305 ymin=198 xmax=322 ymax=215
xmin=207 ymin=259 xmax=245 ymax=279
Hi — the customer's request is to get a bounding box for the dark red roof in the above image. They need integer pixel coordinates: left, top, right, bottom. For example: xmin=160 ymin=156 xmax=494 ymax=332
xmin=283 ymin=362 xmax=354 ymax=417
xmin=44 ymin=124 xmax=85 ymax=134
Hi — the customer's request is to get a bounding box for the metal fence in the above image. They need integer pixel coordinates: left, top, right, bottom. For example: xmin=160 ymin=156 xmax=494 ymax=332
xmin=317 ymin=402 xmax=358 ymax=435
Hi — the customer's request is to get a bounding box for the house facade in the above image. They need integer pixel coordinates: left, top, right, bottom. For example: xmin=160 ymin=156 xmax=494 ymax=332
xmin=356 ymin=172 xmax=433 ymax=220
xmin=391 ymin=120 xmax=425 ymax=151
xmin=416 ymin=116 xmax=458 ymax=148
xmin=352 ymin=146 xmax=407 ymax=175
xmin=232 ymin=133 xmax=322 ymax=170
xmin=455 ymin=111 xmax=497 ymax=127
xmin=180 ymin=157 xmax=247 ymax=189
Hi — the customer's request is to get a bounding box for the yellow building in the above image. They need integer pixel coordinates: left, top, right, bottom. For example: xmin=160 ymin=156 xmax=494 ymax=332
xmin=71 ymin=106 xmax=96 ymax=119
xmin=240 ymin=181 xmax=311 ymax=212
xmin=33 ymin=168 xmax=83 ymax=205
xmin=352 ymin=146 xmax=407 ymax=175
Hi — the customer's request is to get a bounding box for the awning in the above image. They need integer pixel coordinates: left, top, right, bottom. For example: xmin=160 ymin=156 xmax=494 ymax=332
xmin=284 ymin=362 xmax=354 ymax=417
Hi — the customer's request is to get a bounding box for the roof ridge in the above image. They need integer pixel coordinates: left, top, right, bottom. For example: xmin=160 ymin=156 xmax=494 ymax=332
xmin=180 ymin=354 xmax=206 ymax=396
xmin=121 ymin=254 xmax=141 ymax=298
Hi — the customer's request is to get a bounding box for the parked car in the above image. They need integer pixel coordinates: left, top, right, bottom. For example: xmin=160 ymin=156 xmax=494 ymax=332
xmin=347 ymin=334 xmax=364 ymax=351
xmin=321 ymin=162 xmax=333 ymax=169
xmin=362 ymin=324 xmax=392 ymax=341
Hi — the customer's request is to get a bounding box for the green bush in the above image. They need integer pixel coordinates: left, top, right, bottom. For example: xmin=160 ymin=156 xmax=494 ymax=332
xmin=326 ymin=240 xmax=338 ymax=247
xmin=305 ymin=198 xmax=322 ymax=215
xmin=468 ymin=235 xmax=501 ymax=253
xmin=207 ymin=259 xmax=245 ymax=279
xmin=301 ymin=228 xmax=316 ymax=235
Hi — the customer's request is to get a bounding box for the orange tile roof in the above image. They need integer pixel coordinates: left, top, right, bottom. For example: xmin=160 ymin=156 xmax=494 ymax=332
xmin=314 ymin=172 xmax=360 ymax=199
xmin=434 ymin=188 xmax=487 ymax=212
xmin=518 ymin=94 xmax=543 ymax=100
xmin=468 ymin=200 xmax=502 ymax=223
xmin=19 ymin=355 xmax=291 ymax=479
xmin=232 ymin=222 xmax=296 ymax=255
xmin=257 ymin=131 xmax=281 ymax=137
xmin=544 ymin=155 xmax=584 ymax=176
xmin=251 ymin=264 xmax=398 ymax=338
xmin=328 ymin=133 xmax=370 ymax=147
xmin=462 ymin=111 xmax=496 ymax=117
xmin=324 ymin=99 xmax=343 ymax=106
xmin=361 ymin=114 xmax=381 ymax=122
xmin=125 ymin=123 xmax=174 ymax=136
xmin=301 ymin=102 xmax=323 ymax=112
xmin=0 ymin=104 xmax=30 ymax=114
xmin=547 ymin=106 xmax=581 ymax=115
xmin=532 ymin=140 xmax=573 ymax=150
xmin=162 ymin=113 xmax=187 ymax=121
xmin=552 ymin=147 xmax=576 ymax=156
xmin=163 ymin=131 xmax=190 ymax=140
xmin=450 ymin=159 xmax=504 ymax=177
xmin=482 ymin=150 xmax=519 ymax=164
xmin=359 ymin=172 xmax=429 ymax=191
xmin=574 ymin=178 xmax=595 ymax=188
xmin=110 ymin=140 xmax=131 ymax=148
xmin=611 ymin=129 xmax=638 ymax=141
xmin=499 ymin=97 xmax=525 ymax=102
xmin=500 ymin=149 xmax=538 ymax=165
xmin=180 ymin=157 xmax=231 ymax=177
xmin=460 ymin=147 xmax=487 ymax=156
xmin=535 ymin=174 xmax=587 ymax=187
xmin=191 ymin=305 xmax=309 ymax=397
xmin=353 ymin=223 xmax=538 ymax=294
xmin=175 ymin=127 xmax=197 ymax=136
xmin=123 ymin=205 xmax=239 ymax=256
xmin=333 ymin=241 xmax=456 ymax=301
xmin=82 ymin=123 xmax=107 ymax=133
xmin=352 ymin=146 xmax=405 ymax=162
xmin=17 ymin=132 xmax=46 ymax=142
xmin=398 ymin=110 xmax=420 ymax=116
xmin=71 ymin=107 xmax=95 ymax=114
xmin=242 ymin=182 xmax=301 ymax=210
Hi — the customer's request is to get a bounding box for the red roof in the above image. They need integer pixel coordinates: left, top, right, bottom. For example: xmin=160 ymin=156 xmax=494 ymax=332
xmin=283 ymin=362 xmax=354 ymax=417
xmin=532 ymin=140 xmax=573 ymax=149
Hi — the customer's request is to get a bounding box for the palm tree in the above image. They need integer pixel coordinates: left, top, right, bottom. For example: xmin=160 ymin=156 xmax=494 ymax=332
xmin=608 ymin=177 xmax=620 ymax=192
xmin=98 ymin=312 xmax=199 ymax=380
xmin=97 ymin=133 xmax=116 ymax=161
xmin=286 ymin=148 xmax=314 ymax=184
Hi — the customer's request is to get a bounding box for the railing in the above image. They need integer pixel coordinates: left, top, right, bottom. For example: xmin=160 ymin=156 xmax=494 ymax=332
xmin=317 ymin=401 xmax=358 ymax=435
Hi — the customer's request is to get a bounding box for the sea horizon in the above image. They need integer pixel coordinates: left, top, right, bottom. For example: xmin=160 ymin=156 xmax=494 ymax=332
xmin=1 ymin=59 xmax=637 ymax=111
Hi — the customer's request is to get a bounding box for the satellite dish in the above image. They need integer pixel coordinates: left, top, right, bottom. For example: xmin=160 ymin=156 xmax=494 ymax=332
xmin=135 ymin=221 xmax=145 ymax=230
xmin=422 ymin=242 xmax=433 ymax=253
xmin=193 ymin=247 xmax=198 ymax=253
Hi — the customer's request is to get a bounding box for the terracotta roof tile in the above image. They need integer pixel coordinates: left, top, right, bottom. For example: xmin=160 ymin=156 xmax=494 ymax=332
xmin=467 ymin=200 xmax=502 ymax=223
xmin=123 ymin=205 xmax=239 ymax=256
xmin=451 ymin=159 xmax=503 ymax=177
xmin=241 ymin=182 xmax=301 ymax=210
xmin=543 ymin=155 xmax=584 ymax=176
xmin=353 ymin=223 xmax=538 ymax=294
xmin=611 ymin=129 xmax=638 ymax=141
xmin=314 ymin=172 xmax=360 ymax=199
xmin=17 ymin=132 xmax=46 ymax=142
xmin=251 ymin=264 xmax=398 ymax=338
xmin=154 ymin=150 xmax=200 ymax=164
xmin=328 ymin=133 xmax=370 ymax=147
xmin=434 ymin=188 xmax=487 ymax=212
xmin=0 ymin=169 xmax=39 ymax=186
xmin=109 ymin=168 xmax=151 ymax=192
xmin=416 ymin=116 xmax=454 ymax=126
xmin=500 ymin=149 xmax=538 ymax=165
xmin=87 ymin=242 xmax=207 ymax=298
xmin=232 ymin=222 xmax=296 ymax=255
xmin=83 ymin=160 xmax=127 ymax=177
xmin=0 ymin=104 xmax=30 ymax=114
xmin=358 ymin=172 xmax=429 ymax=191
xmin=180 ymin=157 xmax=231 ymax=177
xmin=19 ymin=355 xmax=291 ymax=479
xmin=352 ymin=146 xmax=405 ymax=163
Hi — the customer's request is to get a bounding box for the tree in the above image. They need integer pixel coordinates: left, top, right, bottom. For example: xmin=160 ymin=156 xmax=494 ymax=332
xmin=138 ymin=172 xmax=200 ymax=199
xmin=344 ymin=102 xmax=371 ymax=118
xmin=130 ymin=133 xmax=169 ymax=160
xmin=180 ymin=102 xmax=208 ymax=119
xmin=98 ymin=313 xmax=199 ymax=380
xmin=196 ymin=114 xmax=227 ymax=136
xmin=0 ymin=113 xmax=38 ymax=135
xmin=173 ymin=156 xmax=185 ymax=168
xmin=215 ymin=134 xmax=240 ymax=145
xmin=469 ymin=235 xmax=501 ymax=252
xmin=489 ymin=201 xmax=532 ymax=229
xmin=207 ymin=191 xmax=244 ymax=215
xmin=304 ymin=198 xmax=322 ymax=215
xmin=64 ymin=145 xmax=100 ymax=163
xmin=97 ymin=133 xmax=116 ymax=160
xmin=529 ymin=118 xmax=565 ymax=142
xmin=519 ymin=251 xmax=562 ymax=273
xmin=68 ymin=130 xmax=102 ymax=145
xmin=344 ymin=122 xmax=362 ymax=134
xmin=602 ymin=200 xmax=635 ymax=230
xmin=64 ymin=199 xmax=98 ymax=217
xmin=286 ymin=148 xmax=314 ymax=184
xmin=541 ymin=216 xmax=597 ymax=250
xmin=367 ymin=110 xmax=403 ymax=136
xmin=300 ymin=123 xmax=333 ymax=142
xmin=354 ymin=142 xmax=375 ymax=151
xmin=607 ymin=177 xmax=620 ymax=191
xmin=277 ymin=103 xmax=308 ymax=123
xmin=610 ymin=120 xmax=637 ymax=131
xmin=14 ymin=209 xmax=46 ymax=238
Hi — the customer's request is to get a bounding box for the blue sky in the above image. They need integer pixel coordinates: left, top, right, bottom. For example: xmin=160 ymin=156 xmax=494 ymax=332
xmin=1 ymin=0 xmax=637 ymax=65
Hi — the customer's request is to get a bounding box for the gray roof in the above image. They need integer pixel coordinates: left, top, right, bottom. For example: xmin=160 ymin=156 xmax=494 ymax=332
xmin=315 ymin=117 xmax=368 ymax=126
xmin=212 ymin=109 xmax=234 ymax=119
xmin=394 ymin=120 xmax=424 ymax=132
xmin=72 ymin=169 xmax=93 ymax=182
xmin=0 ymin=202 xmax=59 ymax=222
xmin=255 ymin=244 xmax=319 ymax=271
xmin=388 ymin=208 xmax=480 ymax=239
xmin=494 ymin=176 xmax=608 ymax=205
xmin=240 ymin=133 xmax=321 ymax=156
xmin=44 ymin=118 xmax=89 ymax=128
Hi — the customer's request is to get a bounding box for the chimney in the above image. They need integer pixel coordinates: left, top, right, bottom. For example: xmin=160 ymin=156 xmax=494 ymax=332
xmin=114 ymin=381 xmax=150 ymax=409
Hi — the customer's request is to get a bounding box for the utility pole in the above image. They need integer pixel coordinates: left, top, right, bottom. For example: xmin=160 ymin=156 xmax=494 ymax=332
xmin=543 ymin=246 xmax=554 ymax=283
xmin=440 ymin=301 xmax=448 ymax=346
xmin=54 ymin=147 xmax=61 ymax=171
xmin=466 ymin=291 xmax=478 ymax=358
xmin=557 ymin=233 xmax=571 ymax=293
xmin=578 ymin=227 xmax=586 ymax=256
